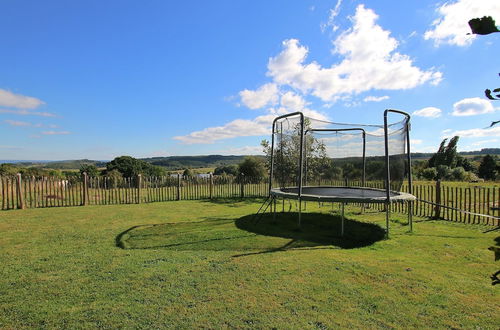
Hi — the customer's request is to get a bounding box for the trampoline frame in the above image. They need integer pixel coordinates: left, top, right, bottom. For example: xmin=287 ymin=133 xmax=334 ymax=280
xmin=267 ymin=110 xmax=415 ymax=237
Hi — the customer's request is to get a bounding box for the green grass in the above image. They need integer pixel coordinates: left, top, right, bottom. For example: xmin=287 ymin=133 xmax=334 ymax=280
xmin=0 ymin=199 xmax=499 ymax=328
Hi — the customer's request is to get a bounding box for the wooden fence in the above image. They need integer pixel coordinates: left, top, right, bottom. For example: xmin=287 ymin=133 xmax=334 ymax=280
xmin=1 ymin=174 xmax=499 ymax=226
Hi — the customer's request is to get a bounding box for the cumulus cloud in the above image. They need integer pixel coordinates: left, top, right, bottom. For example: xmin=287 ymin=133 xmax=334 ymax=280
xmin=452 ymin=97 xmax=496 ymax=116
xmin=176 ymin=5 xmax=441 ymax=145
xmin=0 ymin=89 xmax=45 ymax=109
xmin=173 ymin=115 xmax=274 ymax=144
xmin=445 ymin=126 xmax=500 ymax=138
xmin=424 ymin=0 xmax=500 ymax=46
xmin=239 ymin=83 xmax=279 ymax=109
xmin=413 ymin=107 xmax=442 ymax=118
xmin=363 ymin=95 xmax=389 ymax=102
xmin=280 ymin=91 xmax=308 ymax=111
xmin=267 ymin=5 xmax=441 ymax=101
xmin=0 ymin=109 xmax=56 ymax=117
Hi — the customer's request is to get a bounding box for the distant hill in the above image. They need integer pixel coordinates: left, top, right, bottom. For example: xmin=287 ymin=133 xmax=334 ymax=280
xmin=141 ymin=155 xmax=260 ymax=170
xmin=42 ymin=159 xmax=108 ymax=170
xmin=459 ymin=148 xmax=500 ymax=155
xmin=1 ymin=148 xmax=497 ymax=170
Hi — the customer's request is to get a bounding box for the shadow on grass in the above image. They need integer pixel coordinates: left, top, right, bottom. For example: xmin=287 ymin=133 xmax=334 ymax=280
xmin=115 ymin=212 xmax=385 ymax=253
xmin=200 ymin=197 xmax=266 ymax=207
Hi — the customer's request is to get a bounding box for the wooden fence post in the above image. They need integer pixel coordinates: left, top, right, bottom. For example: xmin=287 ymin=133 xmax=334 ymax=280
xmin=137 ymin=174 xmax=142 ymax=204
xmin=240 ymin=174 xmax=245 ymax=198
xmin=16 ymin=173 xmax=25 ymax=209
xmin=177 ymin=174 xmax=181 ymax=201
xmin=82 ymin=172 xmax=88 ymax=206
xmin=209 ymin=173 xmax=213 ymax=199
xmin=434 ymin=179 xmax=441 ymax=219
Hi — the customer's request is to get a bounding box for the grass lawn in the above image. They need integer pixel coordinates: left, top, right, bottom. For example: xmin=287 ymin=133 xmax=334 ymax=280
xmin=0 ymin=199 xmax=498 ymax=328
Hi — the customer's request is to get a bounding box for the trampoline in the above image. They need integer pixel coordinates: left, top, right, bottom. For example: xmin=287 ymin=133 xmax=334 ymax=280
xmin=258 ymin=109 xmax=417 ymax=237
xmin=271 ymin=186 xmax=416 ymax=204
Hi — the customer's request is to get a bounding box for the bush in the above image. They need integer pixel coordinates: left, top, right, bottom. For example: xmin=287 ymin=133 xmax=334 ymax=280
xmin=450 ymin=167 xmax=466 ymax=181
xmin=421 ymin=167 xmax=437 ymax=180
xmin=436 ymin=165 xmax=452 ymax=180
xmin=238 ymin=156 xmax=266 ymax=180
xmin=214 ymin=165 xmax=238 ymax=176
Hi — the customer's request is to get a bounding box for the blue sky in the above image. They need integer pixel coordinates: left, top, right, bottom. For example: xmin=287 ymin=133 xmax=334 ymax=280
xmin=0 ymin=0 xmax=499 ymax=160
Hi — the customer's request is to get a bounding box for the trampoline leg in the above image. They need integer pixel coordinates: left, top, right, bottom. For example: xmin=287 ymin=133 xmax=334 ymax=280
xmin=341 ymin=203 xmax=345 ymax=237
xmin=385 ymin=203 xmax=390 ymax=238
xmin=298 ymin=198 xmax=302 ymax=228
xmin=282 ymin=199 xmax=285 ymax=213
xmin=273 ymin=197 xmax=277 ymax=221
xmin=408 ymin=201 xmax=413 ymax=232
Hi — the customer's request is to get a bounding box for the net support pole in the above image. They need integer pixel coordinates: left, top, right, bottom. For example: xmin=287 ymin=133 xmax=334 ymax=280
xmin=383 ymin=110 xmax=391 ymax=238
xmin=361 ymin=131 xmax=366 ymax=214
xmin=298 ymin=113 xmax=305 ymax=228
xmin=405 ymin=116 xmax=413 ymax=232
xmin=384 ymin=109 xmax=412 ymax=238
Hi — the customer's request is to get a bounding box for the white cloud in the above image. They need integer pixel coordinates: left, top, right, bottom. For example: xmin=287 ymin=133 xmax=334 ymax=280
xmin=442 ymin=128 xmax=453 ymax=135
xmin=0 ymin=89 xmax=45 ymax=109
xmin=470 ymin=139 xmax=498 ymax=146
xmin=173 ymin=115 xmax=273 ymax=144
xmin=267 ymin=5 xmax=442 ymax=102
xmin=41 ymin=130 xmax=71 ymax=135
xmin=452 ymin=97 xmax=496 ymax=116
xmin=4 ymin=119 xmax=32 ymax=127
xmin=445 ymin=126 xmax=500 ymax=138
xmin=363 ymin=95 xmax=389 ymax=102
xmin=280 ymin=91 xmax=308 ymax=111
xmin=424 ymin=0 xmax=500 ymax=46
xmin=239 ymin=83 xmax=279 ymax=109
xmin=413 ymin=107 xmax=442 ymax=118
xmin=220 ymin=146 xmax=264 ymax=155
xmin=320 ymin=0 xmax=343 ymax=33
xmin=411 ymin=139 xmax=423 ymax=145
xmin=4 ymin=120 xmax=59 ymax=129
xmin=0 ymin=109 xmax=56 ymax=117
xmin=176 ymin=5 xmax=440 ymax=146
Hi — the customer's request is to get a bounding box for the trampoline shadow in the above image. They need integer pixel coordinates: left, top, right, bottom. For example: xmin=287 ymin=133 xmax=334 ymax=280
xmin=115 ymin=213 xmax=385 ymax=253
xmin=235 ymin=212 xmax=386 ymax=251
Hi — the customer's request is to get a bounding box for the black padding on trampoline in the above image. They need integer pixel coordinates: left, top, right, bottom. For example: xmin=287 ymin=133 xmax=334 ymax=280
xmin=271 ymin=186 xmax=415 ymax=203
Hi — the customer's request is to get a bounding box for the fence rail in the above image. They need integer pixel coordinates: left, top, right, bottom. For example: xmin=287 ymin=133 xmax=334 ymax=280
xmin=1 ymin=174 xmax=498 ymax=226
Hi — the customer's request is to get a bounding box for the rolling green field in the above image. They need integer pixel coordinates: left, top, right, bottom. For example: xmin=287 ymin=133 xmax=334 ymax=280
xmin=0 ymin=199 xmax=499 ymax=328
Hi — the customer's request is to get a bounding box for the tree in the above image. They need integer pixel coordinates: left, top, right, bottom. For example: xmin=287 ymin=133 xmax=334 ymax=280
xmin=428 ymin=136 xmax=460 ymax=168
xmin=182 ymin=168 xmax=194 ymax=178
xmin=105 ymin=156 xmax=162 ymax=177
xmin=0 ymin=163 xmax=18 ymax=176
xmin=105 ymin=169 xmax=123 ymax=188
xmin=214 ymin=165 xmax=238 ymax=176
xmin=79 ymin=164 xmax=99 ymax=177
xmin=456 ymin=156 xmax=476 ymax=172
xmin=238 ymin=156 xmax=266 ymax=179
xmin=421 ymin=167 xmax=437 ymax=181
xmin=261 ymin=119 xmax=329 ymax=187
xmin=436 ymin=165 xmax=452 ymax=180
xmin=478 ymin=155 xmax=498 ymax=180
xmin=451 ymin=167 xmax=466 ymax=181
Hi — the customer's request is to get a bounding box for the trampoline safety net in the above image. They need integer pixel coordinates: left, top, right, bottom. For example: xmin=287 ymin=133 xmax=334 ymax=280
xmin=270 ymin=111 xmax=410 ymax=193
